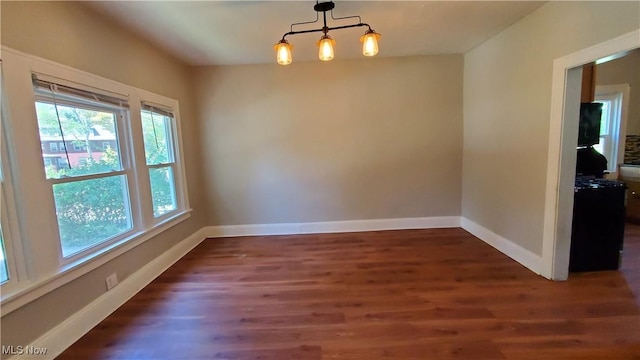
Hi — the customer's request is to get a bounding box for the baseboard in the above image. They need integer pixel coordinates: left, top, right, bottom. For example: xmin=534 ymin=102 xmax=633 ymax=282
xmin=11 ymin=216 xmax=540 ymax=359
xmin=12 ymin=227 xmax=208 ymax=360
xmin=14 ymin=216 xmax=541 ymax=359
xmin=461 ymin=217 xmax=542 ymax=275
xmin=204 ymin=216 xmax=462 ymax=238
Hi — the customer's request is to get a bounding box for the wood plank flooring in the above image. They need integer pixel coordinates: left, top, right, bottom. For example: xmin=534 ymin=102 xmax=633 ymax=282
xmin=58 ymin=226 xmax=640 ymax=359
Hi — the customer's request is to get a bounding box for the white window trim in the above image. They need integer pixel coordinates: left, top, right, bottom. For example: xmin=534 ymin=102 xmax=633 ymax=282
xmin=0 ymin=47 xmax=192 ymax=315
xmin=1 ymin=97 xmax=31 ymax=295
xmin=595 ymin=84 xmax=630 ymax=179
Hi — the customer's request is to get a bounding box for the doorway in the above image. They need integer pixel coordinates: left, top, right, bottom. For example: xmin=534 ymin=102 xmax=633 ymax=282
xmin=542 ymin=29 xmax=640 ymax=280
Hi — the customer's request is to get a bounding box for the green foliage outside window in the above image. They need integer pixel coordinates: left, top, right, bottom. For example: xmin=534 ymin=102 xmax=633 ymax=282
xmin=48 ymin=151 xmax=131 ymax=253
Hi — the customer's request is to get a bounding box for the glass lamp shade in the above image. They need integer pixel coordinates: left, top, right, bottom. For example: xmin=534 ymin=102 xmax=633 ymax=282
xmin=360 ymin=30 xmax=381 ymax=57
xmin=317 ymin=34 xmax=336 ymax=61
xmin=274 ymin=40 xmax=293 ymax=65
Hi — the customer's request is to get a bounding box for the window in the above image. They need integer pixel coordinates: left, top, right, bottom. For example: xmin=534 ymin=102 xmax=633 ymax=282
xmin=1 ymin=50 xmax=189 ymax=312
xmin=593 ymin=86 xmax=627 ymax=174
xmin=73 ymin=142 xmax=86 ymax=151
xmin=141 ymin=104 xmax=178 ymax=218
xmin=0 ymin=59 xmax=24 ymax=292
xmin=0 ymin=60 xmax=10 ymax=285
xmin=0 ymin=230 xmax=8 ymax=284
xmin=0 ymin=152 xmax=8 ymax=285
xmin=57 ymin=157 xmax=69 ymax=168
xmin=49 ymin=142 xmax=58 ymax=152
xmin=34 ymin=77 xmax=132 ymax=258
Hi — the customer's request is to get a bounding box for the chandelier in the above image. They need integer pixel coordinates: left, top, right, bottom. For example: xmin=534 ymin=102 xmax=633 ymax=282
xmin=274 ymin=1 xmax=381 ymax=65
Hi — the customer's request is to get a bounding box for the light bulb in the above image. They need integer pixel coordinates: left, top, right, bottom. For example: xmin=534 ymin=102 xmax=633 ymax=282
xmin=360 ymin=30 xmax=381 ymax=57
xmin=317 ymin=34 xmax=335 ymax=61
xmin=274 ymin=40 xmax=292 ymax=65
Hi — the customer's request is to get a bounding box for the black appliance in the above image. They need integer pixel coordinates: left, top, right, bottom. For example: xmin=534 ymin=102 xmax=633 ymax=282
xmin=576 ymin=102 xmax=607 ymax=178
xmin=570 ymin=178 xmax=626 ymax=272
xmin=576 ymin=147 xmax=608 ymax=178
xmin=578 ymin=102 xmax=603 ymax=146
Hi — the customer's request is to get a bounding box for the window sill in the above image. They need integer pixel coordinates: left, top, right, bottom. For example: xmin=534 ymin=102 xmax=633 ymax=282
xmin=0 ymin=209 xmax=192 ymax=316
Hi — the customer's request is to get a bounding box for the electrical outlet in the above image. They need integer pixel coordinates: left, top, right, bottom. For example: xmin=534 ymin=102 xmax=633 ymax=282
xmin=105 ymin=273 xmax=118 ymax=290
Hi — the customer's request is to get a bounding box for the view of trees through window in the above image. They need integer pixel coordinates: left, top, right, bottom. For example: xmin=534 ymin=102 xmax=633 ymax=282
xmin=35 ymin=101 xmax=178 ymax=256
xmin=141 ymin=109 xmax=177 ymax=218
xmin=36 ymin=101 xmax=132 ymax=256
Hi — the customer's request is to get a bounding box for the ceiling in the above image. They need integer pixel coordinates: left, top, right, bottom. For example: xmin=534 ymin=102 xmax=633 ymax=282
xmin=86 ymin=1 xmax=546 ymax=66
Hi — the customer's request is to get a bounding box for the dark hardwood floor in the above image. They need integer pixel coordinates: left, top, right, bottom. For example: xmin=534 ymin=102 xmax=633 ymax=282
xmin=58 ymin=225 xmax=640 ymax=359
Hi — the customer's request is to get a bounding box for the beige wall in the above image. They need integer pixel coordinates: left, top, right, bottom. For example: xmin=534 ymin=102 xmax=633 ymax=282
xmin=2 ymin=0 xmax=636 ymax=351
xmin=596 ymin=49 xmax=640 ymax=134
xmin=1 ymin=1 xmax=205 ymax=346
xmin=463 ymin=1 xmax=640 ymax=255
xmin=195 ymin=55 xmax=463 ymax=226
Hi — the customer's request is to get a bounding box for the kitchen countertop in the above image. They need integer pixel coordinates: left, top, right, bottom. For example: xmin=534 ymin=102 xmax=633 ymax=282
xmin=619 ymin=165 xmax=640 ymax=180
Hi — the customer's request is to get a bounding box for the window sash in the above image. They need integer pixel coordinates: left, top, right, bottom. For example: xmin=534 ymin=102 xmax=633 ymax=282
xmin=53 ymin=173 xmax=134 ymax=258
xmin=141 ymin=107 xmax=175 ymax=166
xmin=34 ymin=98 xmax=126 ymax=180
xmin=594 ymin=92 xmax=624 ymax=173
xmin=148 ymin=164 xmax=178 ymax=218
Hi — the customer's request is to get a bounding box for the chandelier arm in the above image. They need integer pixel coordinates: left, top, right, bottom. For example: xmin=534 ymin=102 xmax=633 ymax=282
xmin=326 ymin=23 xmax=370 ymax=32
xmin=290 ymin=11 xmax=320 ymax=33
xmin=281 ymin=22 xmax=371 ymax=41
xmin=329 ymin=9 xmax=362 ymax=25
xmin=281 ymin=28 xmax=326 ymax=41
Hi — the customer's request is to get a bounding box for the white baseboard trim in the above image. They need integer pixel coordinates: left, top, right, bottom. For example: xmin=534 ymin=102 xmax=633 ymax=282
xmin=204 ymin=216 xmax=462 ymax=238
xmin=12 ymin=227 xmax=208 ymax=360
xmin=461 ymin=217 xmax=542 ymax=275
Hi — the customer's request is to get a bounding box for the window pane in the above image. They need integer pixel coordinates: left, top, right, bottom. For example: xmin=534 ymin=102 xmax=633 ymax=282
xmin=149 ymin=166 xmax=177 ymax=217
xmin=53 ymin=175 xmax=132 ymax=257
xmin=0 ymin=229 xmax=8 ymax=284
xmin=141 ymin=110 xmax=172 ymax=165
xmin=599 ymin=101 xmax=610 ymax=135
xmin=35 ymin=102 xmax=122 ymax=179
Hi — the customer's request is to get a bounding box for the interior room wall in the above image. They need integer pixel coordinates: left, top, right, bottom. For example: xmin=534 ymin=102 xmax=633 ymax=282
xmin=596 ymin=49 xmax=640 ymax=134
xmin=1 ymin=1 xmax=206 ymax=346
xmin=194 ymin=55 xmax=463 ymax=226
xmin=462 ymin=1 xmax=640 ymax=255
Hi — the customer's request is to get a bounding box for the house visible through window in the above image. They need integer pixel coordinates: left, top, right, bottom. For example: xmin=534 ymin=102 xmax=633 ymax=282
xmin=34 ymin=82 xmax=131 ymax=258
xmin=0 ymin=52 xmax=190 ymax=304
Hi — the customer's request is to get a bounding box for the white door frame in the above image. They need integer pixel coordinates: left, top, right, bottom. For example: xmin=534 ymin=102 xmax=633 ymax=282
xmin=542 ymin=29 xmax=640 ymax=280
